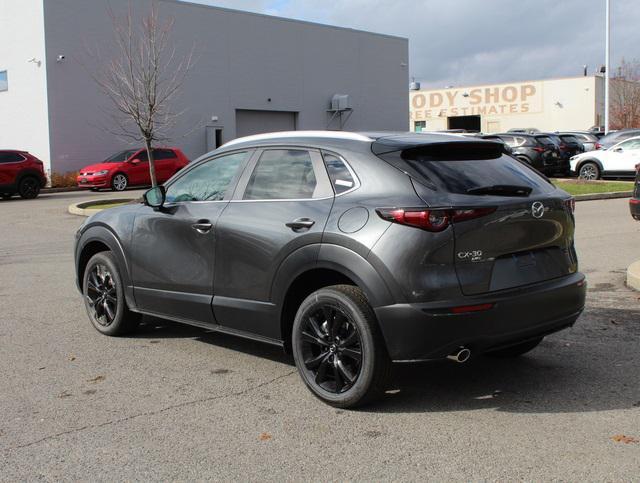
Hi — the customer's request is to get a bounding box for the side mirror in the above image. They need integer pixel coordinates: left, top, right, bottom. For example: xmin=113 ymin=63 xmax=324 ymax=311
xmin=143 ymin=185 xmax=165 ymax=208
xmin=130 ymin=158 xmax=141 ymax=165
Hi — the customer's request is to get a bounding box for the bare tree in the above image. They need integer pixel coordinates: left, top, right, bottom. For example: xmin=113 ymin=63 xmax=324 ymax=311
xmin=610 ymin=58 xmax=640 ymax=130
xmin=88 ymin=1 xmax=194 ymax=187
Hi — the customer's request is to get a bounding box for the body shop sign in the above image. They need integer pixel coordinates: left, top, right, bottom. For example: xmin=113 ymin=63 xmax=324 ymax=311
xmin=410 ymin=82 xmax=543 ymax=120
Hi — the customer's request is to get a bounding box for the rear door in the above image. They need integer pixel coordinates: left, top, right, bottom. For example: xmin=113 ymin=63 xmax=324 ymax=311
xmin=153 ymin=149 xmax=177 ymax=182
xmin=213 ymin=147 xmax=333 ymax=339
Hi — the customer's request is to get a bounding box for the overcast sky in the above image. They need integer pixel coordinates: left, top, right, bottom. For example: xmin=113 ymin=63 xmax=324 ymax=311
xmin=185 ymin=0 xmax=639 ymax=88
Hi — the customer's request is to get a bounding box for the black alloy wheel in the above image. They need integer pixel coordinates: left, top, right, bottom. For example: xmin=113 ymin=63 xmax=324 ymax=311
xmin=292 ymin=285 xmax=391 ymax=408
xmin=85 ymin=263 xmax=118 ymax=327
xmin=18 ymin=177 xmax=40 ymax=199
xmin=83 ymin=252 xmax=140 ymax=335
xmin=299 ymin=304 xmax=363 ymax=394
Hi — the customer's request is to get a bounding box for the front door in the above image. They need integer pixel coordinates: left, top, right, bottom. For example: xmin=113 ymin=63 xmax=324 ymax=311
xmin=609 ymin=138 xmax=640 ymax=174
xmin=130 ymin=150 xmax=252 ymax=324
xmin=213 ymin=147 xmax=334 ymax=339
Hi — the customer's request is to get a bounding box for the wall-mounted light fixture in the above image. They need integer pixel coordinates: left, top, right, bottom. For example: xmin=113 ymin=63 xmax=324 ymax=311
xmin=56 ymin=55 xmax=66 ymax=63
xmin=27 ymin=57 xmax=42 ymax=67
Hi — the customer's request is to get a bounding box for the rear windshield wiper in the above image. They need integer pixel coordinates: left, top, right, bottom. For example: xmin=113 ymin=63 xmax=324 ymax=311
xmin=466 ymin=184 xmax=533 ymax=197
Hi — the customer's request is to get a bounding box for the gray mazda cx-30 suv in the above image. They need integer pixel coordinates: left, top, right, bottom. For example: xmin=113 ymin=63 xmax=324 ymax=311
xmin=74 ymin=131 xmax=586 ymax=408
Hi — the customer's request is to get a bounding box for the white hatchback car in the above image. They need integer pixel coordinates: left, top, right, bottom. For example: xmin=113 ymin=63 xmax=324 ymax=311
xmin=570 ymin=136 xmax=640 ymax=179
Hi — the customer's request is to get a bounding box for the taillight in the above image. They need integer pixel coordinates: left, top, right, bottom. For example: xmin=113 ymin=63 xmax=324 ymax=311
xmin=595 ymin=142 xmax=602 ymax=149
xmin=533 ymin=147 xmax=545 ymax=153
xmin=564 ymin=198 xmax=575 ymax=213
xmin=559 ymin=143 xmax=568 ymax=151
xmin=376 ymin=207 xmax=496 ymax=232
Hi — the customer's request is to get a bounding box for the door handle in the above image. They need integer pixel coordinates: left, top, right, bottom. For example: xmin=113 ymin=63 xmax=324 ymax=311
xmin=192 ymin=221 xmax=213 ymax=234
xmin=285 ymin=218 xmax=315 ymax=231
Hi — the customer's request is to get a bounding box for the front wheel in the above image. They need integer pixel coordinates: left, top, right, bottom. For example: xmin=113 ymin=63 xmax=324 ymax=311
xmin=111 ymin=173 xmax=128 ymax=191
xmin=292 ymin=285 xmax=391 ymax=408
xmin=83 ymin=251 xmax=141 ymax=336
xmin=578 ymin=162 xmax=601 ymax=180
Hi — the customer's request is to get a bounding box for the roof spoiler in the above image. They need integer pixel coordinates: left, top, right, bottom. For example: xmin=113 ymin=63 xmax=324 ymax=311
xmin=372 ymin=138 xmax=503 ymax=160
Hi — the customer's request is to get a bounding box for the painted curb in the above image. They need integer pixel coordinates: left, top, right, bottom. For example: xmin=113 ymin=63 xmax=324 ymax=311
xmin=627 ymin=260 xmax=640 ymax=292
xmin=574 ymin=191 xmax=632 ymax=202
xmin=68 ymin=198 xmax=134 ymax=217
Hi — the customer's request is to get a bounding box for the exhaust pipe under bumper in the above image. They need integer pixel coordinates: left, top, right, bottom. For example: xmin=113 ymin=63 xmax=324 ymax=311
xmin=447 ymin=347 xmax=471 ymax=363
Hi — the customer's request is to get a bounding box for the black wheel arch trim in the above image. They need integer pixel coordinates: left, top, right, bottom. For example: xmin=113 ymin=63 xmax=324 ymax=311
xmin=16 ymin=169 xmax=46 ymax=187
xmin=271 ymin=243 xmax=396 ymax=312
xmin=75 ymin=224 xmax=136 ymax=310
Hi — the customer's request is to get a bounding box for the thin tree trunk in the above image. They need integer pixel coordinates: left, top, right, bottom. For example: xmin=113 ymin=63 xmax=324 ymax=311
xmin=145 ymin=139 xmax=158 ymax=187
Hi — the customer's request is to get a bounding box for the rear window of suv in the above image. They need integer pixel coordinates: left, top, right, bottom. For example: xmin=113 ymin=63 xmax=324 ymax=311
xmin=376 ymin=145 xmax=553 ymax=196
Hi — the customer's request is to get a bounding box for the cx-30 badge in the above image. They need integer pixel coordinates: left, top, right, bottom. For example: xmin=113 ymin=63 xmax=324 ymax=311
xmin=531 ymin=201 xmax=545 ymax=219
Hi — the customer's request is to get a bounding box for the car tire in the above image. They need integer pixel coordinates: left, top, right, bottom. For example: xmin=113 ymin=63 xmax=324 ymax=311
xmin=18 ymin=176 xmax=41 ymax=199
xmin=111 ymin=173 xmax=128 ymax=191
xmin=486 ymin=337 xmax=543 ymax=358
xmin=292 ymin=284 xmax=391 ymax=408
xmin=578 ymin=162 xmax=601 ymax=180
xmin=82 ymin=251 xmax=141 ymax=336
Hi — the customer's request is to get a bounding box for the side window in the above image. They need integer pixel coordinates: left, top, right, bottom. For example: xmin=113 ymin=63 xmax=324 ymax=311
xmin=134 ymin=150 xmax=149 ymax=162
xmin=0 ymin=152 xmax=25 ymax=163
xmin=243 ymin=149 xmax=317 ymax=200
xmin=617 ymin=139 xmax=640 ymax=150
xmin=322 ymin=152 xmax=356 ymax=194
xmin=165 ymin=151 xmax=248 ymax=202
xmin=154 ymin=149 xmax=175 ymax=160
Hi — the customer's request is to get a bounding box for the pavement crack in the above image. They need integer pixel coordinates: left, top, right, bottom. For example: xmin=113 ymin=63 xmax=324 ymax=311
xmin=2 ymin=370 xmax=296 ymax=452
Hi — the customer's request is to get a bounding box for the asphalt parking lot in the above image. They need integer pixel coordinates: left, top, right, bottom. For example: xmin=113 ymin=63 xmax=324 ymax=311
xmin=1 ymin=191 xmax=639 ymax=481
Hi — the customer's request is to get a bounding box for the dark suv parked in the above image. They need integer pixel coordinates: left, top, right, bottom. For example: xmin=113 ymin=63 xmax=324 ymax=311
xmin=492 ymin=133 xmax=561 ymax=175
xmin=74 ymin=132 xmax=586 ymax=408
xmin=0 ymin=150 xmax=47 ymax=199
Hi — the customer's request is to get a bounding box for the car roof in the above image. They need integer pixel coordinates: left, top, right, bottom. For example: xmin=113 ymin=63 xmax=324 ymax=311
xmin=220 ymin=130 xmax=498 ymax=152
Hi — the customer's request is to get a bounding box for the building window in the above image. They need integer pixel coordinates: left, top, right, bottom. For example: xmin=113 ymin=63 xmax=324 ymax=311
xmin=414 ymin=121 xmax=426 ymax=132
xmin=0 ymin=71 xmax=7 ymax=92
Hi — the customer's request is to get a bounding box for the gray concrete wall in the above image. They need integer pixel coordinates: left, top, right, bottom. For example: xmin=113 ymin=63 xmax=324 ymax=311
xmin=42 ymin=0 xmax=409 ymax=173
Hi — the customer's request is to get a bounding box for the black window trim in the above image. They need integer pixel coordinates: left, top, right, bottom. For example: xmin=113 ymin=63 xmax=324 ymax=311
xmin=162 ymin=148 xmax=254 ymax=206
xmin=231 ymin=146 xmax=334 ymax=202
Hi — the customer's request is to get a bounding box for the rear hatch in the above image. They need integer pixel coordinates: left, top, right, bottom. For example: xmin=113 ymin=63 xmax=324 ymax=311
xmin=374 ymin=137 xmax=577 ymax=295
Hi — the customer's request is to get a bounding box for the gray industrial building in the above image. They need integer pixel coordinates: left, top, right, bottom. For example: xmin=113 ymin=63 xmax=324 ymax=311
xmin=0 ymin=0 xmax=409 ymax=175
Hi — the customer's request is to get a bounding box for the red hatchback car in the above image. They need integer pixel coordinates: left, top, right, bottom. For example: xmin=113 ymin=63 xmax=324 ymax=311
xmin=77 ymin=147 xmax=189 ymax=191
xmin=0 ymin=150 xmax=47 ymax=200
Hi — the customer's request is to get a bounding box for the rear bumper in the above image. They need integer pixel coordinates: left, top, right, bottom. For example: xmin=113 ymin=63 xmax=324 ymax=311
xmin=374 ymin=272 xmax=586 ymax=361
xmin=630 ymin=198 xmax=640 ymax=220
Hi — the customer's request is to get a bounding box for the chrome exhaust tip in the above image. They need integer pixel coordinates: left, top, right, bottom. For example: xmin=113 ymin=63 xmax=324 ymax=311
xmin=447 ymin=347 xmax=471 ymax=363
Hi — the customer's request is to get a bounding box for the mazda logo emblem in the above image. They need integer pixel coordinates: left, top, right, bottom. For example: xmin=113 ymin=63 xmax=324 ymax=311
xmin=531 ymin=202 xmax=545 ymax=219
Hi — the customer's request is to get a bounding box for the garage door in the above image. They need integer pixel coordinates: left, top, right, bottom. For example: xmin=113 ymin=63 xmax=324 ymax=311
xmin=235 ymin=109 xmax=297 ymax=138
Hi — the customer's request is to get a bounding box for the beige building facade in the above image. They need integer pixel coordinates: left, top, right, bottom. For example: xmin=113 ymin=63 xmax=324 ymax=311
xmin=410 ymin=76 xmax=605 ymax=133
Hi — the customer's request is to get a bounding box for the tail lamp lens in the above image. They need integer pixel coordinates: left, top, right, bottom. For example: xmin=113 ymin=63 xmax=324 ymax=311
xmin=595 ymin=143 xmax=602 ymax=149
xmin=377 ymin=207 xmax=496 ymax=232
